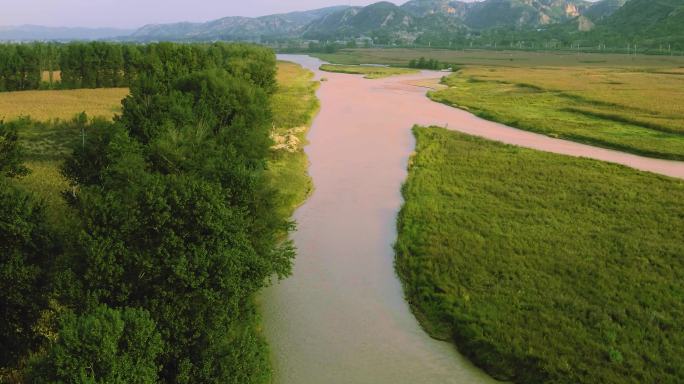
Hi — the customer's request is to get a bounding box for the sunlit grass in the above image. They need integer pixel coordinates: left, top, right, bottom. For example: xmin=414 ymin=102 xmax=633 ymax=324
xmin=430 ymin=69 xmax=684 ymax=160
xmin=314 ymin=48 xmax=684 ymax=159
xmin=6 ymin=88 xmax=125 ymax=226
xmin=268 ymin=61 xmax=319 ymax=219
xmin=0 ymin=87 xmax=127 ymax=121
xmin=319 ymin=64 xmax=418 ymax=79
xmin=11 ymin=120 xmax=83 ymax=227
xmin=396 ymin=126 xmax=684 ymax=383
xmin=313 ymin=48 xmax=684 ymax=68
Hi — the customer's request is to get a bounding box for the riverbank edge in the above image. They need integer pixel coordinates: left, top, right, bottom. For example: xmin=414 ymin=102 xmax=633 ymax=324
xmin=319 ymin=64 xmax=419 ymax=79
xmin=261 ymin=60 xmax=321 ymax=380
xmin=426 ymin=78 xmax=684 ymax=162
xmin=394 ymin=125 xmax=684 ymax=384
xmin=393 ymin=126 xmax=513 ymax=383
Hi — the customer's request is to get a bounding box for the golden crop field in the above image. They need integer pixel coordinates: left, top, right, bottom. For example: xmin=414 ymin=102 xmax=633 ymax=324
xmin=459 ymin=65 xmax=684 ymax=134
xmin=0 ymin=87 xmax=128 ymax=121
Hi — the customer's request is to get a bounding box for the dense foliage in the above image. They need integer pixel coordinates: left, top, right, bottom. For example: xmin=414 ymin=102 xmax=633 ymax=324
xmin=0 ymin=43 xmax=291 ymax=383
xmin=0 ymin=42 xmax=277 ymax=92
xmin=0 ymin=120 xmax=29 ymax=177
xmin=0 ymin=44 xmax=43 ymax=91
xmin=408 ymin=57 xmax=451 ymax=70
xmin=27 ymin=306 xmax=163 ymax=384
xmin=396 ymin=127 xmax=684 ymax=384
xmin=0 ymin=180 xmax=55 ymax=368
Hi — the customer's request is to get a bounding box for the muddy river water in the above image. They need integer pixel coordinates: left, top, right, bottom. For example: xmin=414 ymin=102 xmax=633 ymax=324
xmin=261 ymin=54 xmax=684 ymax=384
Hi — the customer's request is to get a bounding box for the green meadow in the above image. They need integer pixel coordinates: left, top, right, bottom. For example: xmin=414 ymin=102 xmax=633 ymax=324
xmin=314 ymin=48 xmax=684 ymax=160
xmin=396 ymin=126 xmax=684 ymax=384
xmin=319 ymin=64 xmax=418 ymax=79
xmin=269 ymin=61 xmax=319 ymax=220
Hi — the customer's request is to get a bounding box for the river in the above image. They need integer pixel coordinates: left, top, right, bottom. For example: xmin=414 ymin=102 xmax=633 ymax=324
xmin=261 ymin=54 xmax=684 ymax=384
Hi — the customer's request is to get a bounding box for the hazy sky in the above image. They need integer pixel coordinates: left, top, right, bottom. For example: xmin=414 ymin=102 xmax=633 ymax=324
xmin=0 ymin=0 xmax=410 ymax=29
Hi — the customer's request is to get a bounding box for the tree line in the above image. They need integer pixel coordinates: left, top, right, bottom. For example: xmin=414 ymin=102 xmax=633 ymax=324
xmin=0 ymin=42 xmax=278 ymax=92
xmin=1 ymin=42 xmax=288 ymax=383
xmin=408 ymin=57 xmax=452 ymax=70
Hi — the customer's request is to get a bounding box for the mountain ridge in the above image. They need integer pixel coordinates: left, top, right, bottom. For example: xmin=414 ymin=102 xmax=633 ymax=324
xmin=2 ymin=0 xmax=682 ymax=51
xmin=129 ymin=0 xmax=630 ymax=42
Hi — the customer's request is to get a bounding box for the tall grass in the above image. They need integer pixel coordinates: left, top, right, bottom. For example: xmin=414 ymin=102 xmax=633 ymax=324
xmin=319 ymin=64 xmax=418 ymax=79
xmin=312 ymin=48 xmax=684 ymax=68
xmin=396 ymin=126 xmax=684 ymax=384
xmin=268 ymin=61 xmax=319 ymax=219
xmin=430 ymin=74 xmax=684 ymax=160
xmin=0 ymin=88 xmax=127 ymax=121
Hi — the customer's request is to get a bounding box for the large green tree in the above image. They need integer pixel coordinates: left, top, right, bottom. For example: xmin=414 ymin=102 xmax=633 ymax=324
xmin=27 ymin=305 xmax=163 ymax=384
xmin=0 ymin=183 xmax=54 ymax=366
xmin=0 ymin=119 xmax=29 ymax=177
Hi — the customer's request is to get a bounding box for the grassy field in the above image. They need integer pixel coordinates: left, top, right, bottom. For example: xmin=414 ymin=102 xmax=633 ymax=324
xmin=396 ymin=126 xmax=684 ymax=384
xmin=11 ymin=118 xmax=84 ymax=226
xmin=313 ymin=48 xmax=684 ymax=68
xmin=5 ymin=87 xmax=125 ymax=226
xmin=319 ymin=64 xmax=418 ymax=79
xmin=7 ymin=62 xmax=318 ymax=227
xmin=315 ymin=48 xmax=684 ymax=160
xmin=0 ymin=88 xmax=127 ymax=121
xmin=268 ymin=61 xmax=319 ymax=220
xmin=430 ymin=69 xmax=684 ymax=160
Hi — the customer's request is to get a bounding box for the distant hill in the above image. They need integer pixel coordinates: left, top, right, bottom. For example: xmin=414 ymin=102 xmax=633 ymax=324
xmin=130 ymin=6 xmax=350 ymax=41
xmin=583 ymin=0 xmax=628 ymax=21
xmin=595 ymin=0 xmax=684 ymax=41
xmin=128 ymin=0 xmax=607 ymax=43
xmin=400 ymin=0 xmax=470 ymax=18
xmin=0 ymin=25 xmax=133 ymax=41
xmin=5 ymin=0 xmax=683 ymax=51
xmin=464 ymin=0 xmax=591 ymax=29
xmin=297 ymin=0 xmax=600 ymax=42
xmin=303 ymin=2 xmax=418 ymax=41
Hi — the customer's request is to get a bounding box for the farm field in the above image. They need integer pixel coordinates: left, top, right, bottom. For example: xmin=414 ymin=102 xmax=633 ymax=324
xmin=0 ymin=87 xmax=127 ymax=121
xmin=9 ymin=117 xmax=95 ymax=226
xmin=9 ymin=62 xmax=317 ymax=226
xmin=315 ymin=48 xmax=684 ymax=159
xmin=313 ymin=48 xmax=684 ymax=68
xmin=319 ymin=64 xmax=417 ymax=78
xmin=430 ymin=67 xmax=684 ymax=159
xmin=4 ymin=87 xmax=125 ymax=226
xmin=396 ymin=126 xmax=684 ymax=384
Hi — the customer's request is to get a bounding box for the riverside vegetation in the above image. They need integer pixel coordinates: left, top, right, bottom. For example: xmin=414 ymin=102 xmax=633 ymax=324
xmin=396 ymin=126 xmax=684 ymax=384
xmin=268 ymin=61 xmax=319 ymax=219
xmin=430 ymin=66 xmax=684 ymax=160
xmin=316 ymin=48 xmax=684 ymax=160
xmin=319 ymin=64 xmax=417 ymax=79
xmin=0 ymin=42 xmax=311 ymax=383
xmin=0 ymin=88 xmax=128 ymax=121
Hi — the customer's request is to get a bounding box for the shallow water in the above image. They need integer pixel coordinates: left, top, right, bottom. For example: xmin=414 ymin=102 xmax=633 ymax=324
xmin=261 ymin=54 xmax=684 ymax=384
